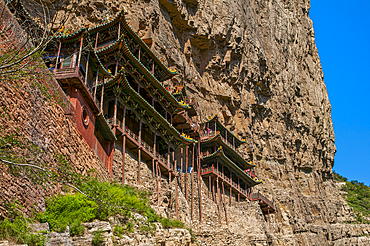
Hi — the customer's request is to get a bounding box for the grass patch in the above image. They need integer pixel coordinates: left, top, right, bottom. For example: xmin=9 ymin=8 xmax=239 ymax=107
xmin=0 ymin=215 xmax=46 ymax=246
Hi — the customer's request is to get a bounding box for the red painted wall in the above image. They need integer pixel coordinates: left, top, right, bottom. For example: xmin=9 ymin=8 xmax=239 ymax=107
xmin=69 ymin=87 xmax=113 ymax=172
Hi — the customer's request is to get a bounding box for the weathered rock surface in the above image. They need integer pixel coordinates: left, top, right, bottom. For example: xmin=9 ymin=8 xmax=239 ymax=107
xmin=2 ymin=0 xmax=370 ymax=245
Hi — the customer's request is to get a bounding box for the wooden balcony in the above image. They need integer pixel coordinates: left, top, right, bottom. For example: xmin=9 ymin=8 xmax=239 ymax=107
xmin=110 ymin=120 xmax=176 ymax=175
xmin=53 ymin=66 xmax=101 ymax=115
xmin=251 ymin=191 xmax=276 ymax=213
xmin=201 ymin=165 xmax=275 ymax=213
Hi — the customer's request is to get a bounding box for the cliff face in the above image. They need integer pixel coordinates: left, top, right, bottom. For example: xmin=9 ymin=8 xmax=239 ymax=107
xmin=63 ymin=0 xmax=370 ymax=244
xmin=3 ymin=0 xmax=370 ymax=245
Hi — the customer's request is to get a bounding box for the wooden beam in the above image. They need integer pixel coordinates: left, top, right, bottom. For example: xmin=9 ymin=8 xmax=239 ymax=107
xmin=217 ymin=178 xmax=221 ymax=225
xmin=55 ymin=41 xmax=61 ymax=70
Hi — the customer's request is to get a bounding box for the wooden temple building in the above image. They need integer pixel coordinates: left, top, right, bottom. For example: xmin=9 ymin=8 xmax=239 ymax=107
xmin=8 ymin=1 xmax=276 ymax=223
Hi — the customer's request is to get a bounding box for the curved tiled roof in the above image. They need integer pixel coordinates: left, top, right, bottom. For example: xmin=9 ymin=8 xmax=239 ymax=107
xmin=201 ymin=148 xmax=261 ymax=186
xmin=205 ymin=115 xmax=246 ymax=145
xmin=88 ymin=10 xmax=177 ymax=80
xmin=95 ymin=34 xmax=189 ymax=113
xmin=201 ymin=133 xmax=255 ymax=168
xmin=96 ymin=68 xmax=195 ymax=147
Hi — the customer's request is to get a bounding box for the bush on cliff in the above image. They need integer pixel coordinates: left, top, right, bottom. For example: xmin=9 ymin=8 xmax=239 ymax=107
xmin=334 ymin=172 xmax=370 ymax=223
xmin=35 ymin=178 xmax=183 ymax=236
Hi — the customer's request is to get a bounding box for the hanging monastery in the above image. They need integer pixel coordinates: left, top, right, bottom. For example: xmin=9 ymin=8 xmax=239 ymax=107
xmin=9 ymin=1 xmax=275 ymax=224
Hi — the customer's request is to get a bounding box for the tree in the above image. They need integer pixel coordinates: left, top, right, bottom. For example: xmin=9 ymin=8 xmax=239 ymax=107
xmin=0 ymin=0 xmax=71 ymax=82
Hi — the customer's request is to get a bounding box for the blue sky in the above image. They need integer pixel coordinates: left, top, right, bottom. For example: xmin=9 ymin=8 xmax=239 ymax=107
xmin=310 ymin=1 xmax=370 ymax=185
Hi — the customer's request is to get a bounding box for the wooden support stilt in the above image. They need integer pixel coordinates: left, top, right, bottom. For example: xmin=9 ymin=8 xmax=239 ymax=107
xmin=185 ymin=146 xmax=188 ymax=201
xmin=216 ymin=178 xmax=221 ymax=225
xmin=175 ymin=176 xmax=178 ymax=220
xmin=138 ymin=149 xmax=141 ymax=185
xmin=268 ymin=208 xmax=270 ymax=224
xmin=191 ymin=144 xmax=194 ymax=222
xmin=212 ymin=177 xmax=216 ymax=202
xmin=197 ymin=141 xmax=202 ymax=223
xmin=156 ymin=161 xmax=160 ymax=206
xmin=229 ymin=187 xmax=232 ymax=206
xmin=222 ymin=181 xmax=228 ymax=225
xmin=152 ymin=159 xmax=155 ymax=178
xmin=180 ymin=148 xmax=183 ymax=192
xmin=122 ymin=135 xmax=126 ymax=185
xmin=138 ymin=119 xmax=142 ymax=185
xmin=209 ymin=176 xmax=212 ymax=199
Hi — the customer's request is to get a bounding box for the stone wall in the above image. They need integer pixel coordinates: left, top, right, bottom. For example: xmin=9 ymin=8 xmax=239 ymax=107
xmin=0 ymin=74 xmax=110 ymax=216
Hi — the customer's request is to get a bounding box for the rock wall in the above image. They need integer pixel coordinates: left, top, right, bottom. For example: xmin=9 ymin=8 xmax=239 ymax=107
xmin=64 ymin=0 xmax=370 ymax=244
xmin=0 ymin=72 xmax=110 ymax=216
xmin=2 ymin=0 xmax=370 ymax=245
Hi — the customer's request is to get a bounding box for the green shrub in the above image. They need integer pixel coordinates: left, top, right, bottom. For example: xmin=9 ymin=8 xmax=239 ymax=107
xmin=37 ymin=193 xmax=97 ymax=235
xmin=334 ymin=172 xmax=370 ymax=223
xmin=92 ymin=230 xmax=104 ymax=246
xmin=0 ymin=216 xmax=46 ymax=246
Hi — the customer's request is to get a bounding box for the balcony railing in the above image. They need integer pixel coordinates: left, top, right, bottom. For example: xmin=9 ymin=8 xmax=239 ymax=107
xmin=121 ymin=126 xmax=174 ymax=171
xmin=251 ymin=191 xmax=275 ymax=210
xmin=200 ymin=165 xmax=251 ymax=199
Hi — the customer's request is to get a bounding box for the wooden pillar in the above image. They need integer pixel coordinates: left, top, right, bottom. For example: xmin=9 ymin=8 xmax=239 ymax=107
xmin=212 ymin=176 xmax=216 ymax=203
xmin=84 ymin=53 xmax=90 ymax=85
xmin=180 ymin=148 xmax=183 ymax=192
xmin=209 ymin=176 xmax=212 ymax=199
xmin=197 ymin=141 xmax=202 ymax=223
xmin=229 ymin=187 xmax=232 ymax=206
xmin=170 ymin=114 xmax=173 ymax=125
xmin=217 ymin=177 xmax=221 ymax=225
xmin=268 ymin=208 xmax=270 ymax=224
xmin=122 ymin=106 xmax=126 ymax=185
xmin=122 ymin=135 xmax=126 ymax=185
xmin=93 ymin=69 xmax=99 ymax=100
xmin=113 ymin=96 xmax=118 ymax=128
xmin=191 ymin=144 xmax=194 ymax=222
xmin=238 ymin=178 xmax=240 ymax=202
xmin=100 ymin=83 xmax=105 ymax=113
xmin=222 ymin=181 xmax=228 ymax=225
xmin=122 ymin=106 xmax=126 ymax=130
xmin=138 ymin=46 xmax=141 ymax=61
xmin=115 ymin=60 xmax=119 ymax=75
xmin=55 ymin=41 xmax=61 ymax=69
xmin=118 ymin=21 xmax=121 ymax=38
xmin=77 ymin=36 xmax=83 ymax=71
xmin=156 ymin=161 xmax=160 ymax=206
xmin=185 ymin=146 xmax=188 ymax=201
xmin=152 ymin=60 xmax=154 ymax=74
xmin=233 ymin=138 xmax=235 ymax=149
xmin=175 ymin=176 xmax=178 ymax=220
xmin=94 ymin=32 xmax=99 ymax=50
xmin=138 ymin=119 xmax=142 ymax=185
xmin=152 ymin=159 xmax=155 ymax=178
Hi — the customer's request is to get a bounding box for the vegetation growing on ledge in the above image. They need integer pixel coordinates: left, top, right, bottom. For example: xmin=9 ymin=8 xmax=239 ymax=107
xmin=0 ymin=179 xmax=185 ymax=245
xmin=334 ymin=172 xmax=370 ymax=224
